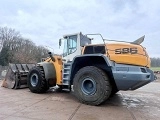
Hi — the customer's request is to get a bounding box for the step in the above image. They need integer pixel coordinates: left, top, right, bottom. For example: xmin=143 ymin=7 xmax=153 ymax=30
xmin=63 ymin=72 xmax=69 ymax=75
xmin=64 ymin=63 xmax=71 ymax=65
xmin=63 ymin=68 xmax=70 ymax=70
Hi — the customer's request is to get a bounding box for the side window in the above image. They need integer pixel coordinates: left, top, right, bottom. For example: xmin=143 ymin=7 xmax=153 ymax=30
xmin=68 ymin=35 xmax=77 ymax=55
xmin=94 ymin=46 xmax=105 ymax=54
xmin=83 ymin=46 xmax=93 ymax=54
xmin=83 ymin=46 xmax=105 ymax=54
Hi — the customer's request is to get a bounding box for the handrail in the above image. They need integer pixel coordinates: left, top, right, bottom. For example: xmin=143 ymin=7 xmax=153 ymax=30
xmin=85 ymin=34 xmax=110 ymax=57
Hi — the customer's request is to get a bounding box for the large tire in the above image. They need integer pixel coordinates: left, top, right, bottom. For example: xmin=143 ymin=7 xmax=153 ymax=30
xmin=73 ymin=66 xmax=112 ymax=105
xmin=27 ymin=66 xmax=49 ymax=93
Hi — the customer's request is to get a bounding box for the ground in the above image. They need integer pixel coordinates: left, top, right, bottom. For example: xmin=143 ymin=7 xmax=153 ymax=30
xmin=0 ymin=75 xmax=160 ymax=120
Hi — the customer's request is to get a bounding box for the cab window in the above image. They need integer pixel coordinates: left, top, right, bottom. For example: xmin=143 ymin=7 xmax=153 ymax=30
xmin=63 ymin=35 xmax=77 ymax=57
xmin=68 ymin=35 xmax=77 ymax=55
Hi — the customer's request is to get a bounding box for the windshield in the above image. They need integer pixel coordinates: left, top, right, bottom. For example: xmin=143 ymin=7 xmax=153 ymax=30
xmin=63 ymin=35 xmax=77 ymax=57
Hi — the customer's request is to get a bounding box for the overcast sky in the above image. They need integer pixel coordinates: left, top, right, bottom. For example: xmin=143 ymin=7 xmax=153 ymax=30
xmin=0 ymin=0 xmax=159 ymax=57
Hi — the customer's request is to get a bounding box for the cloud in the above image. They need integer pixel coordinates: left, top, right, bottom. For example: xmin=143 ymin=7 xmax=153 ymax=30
xmin=0 ymin=0 xmax=159 ymax=56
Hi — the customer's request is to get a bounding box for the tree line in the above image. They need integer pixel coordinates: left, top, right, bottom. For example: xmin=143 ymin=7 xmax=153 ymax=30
xmin=0 ymin=27 xmax=49 ymax=66
xmin=151 ymin=58 xmax=160 ymax=67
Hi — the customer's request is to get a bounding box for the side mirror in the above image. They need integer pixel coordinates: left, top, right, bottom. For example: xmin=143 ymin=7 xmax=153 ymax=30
xmin=59 ymin=39 xmax=62 ymax=47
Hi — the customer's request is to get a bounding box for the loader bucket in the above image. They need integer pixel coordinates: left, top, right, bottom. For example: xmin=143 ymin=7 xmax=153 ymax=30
xmin=2 ymin=63 xmax=35 ymax=89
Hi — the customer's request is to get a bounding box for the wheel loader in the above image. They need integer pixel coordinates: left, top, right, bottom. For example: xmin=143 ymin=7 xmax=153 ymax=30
xmin=2 ymin=32 xmax=155 ymax=105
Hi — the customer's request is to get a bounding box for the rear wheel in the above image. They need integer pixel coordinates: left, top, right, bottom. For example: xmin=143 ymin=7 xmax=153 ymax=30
xmin=27 ymin=66 xmax=49 ymax=93
xmin=73 ymin=66 xmax=112 ymax=105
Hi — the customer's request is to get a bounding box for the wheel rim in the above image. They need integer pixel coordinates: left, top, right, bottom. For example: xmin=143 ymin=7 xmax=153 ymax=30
xmin=81 ymin=78 xmax=96 ymax=95
xmin=30 ymin=73 xmax=38 ymax=87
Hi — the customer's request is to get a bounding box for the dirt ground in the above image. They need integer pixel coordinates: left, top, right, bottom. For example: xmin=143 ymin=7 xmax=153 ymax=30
xmin=0 ymin=78 xmax=160 ymax=120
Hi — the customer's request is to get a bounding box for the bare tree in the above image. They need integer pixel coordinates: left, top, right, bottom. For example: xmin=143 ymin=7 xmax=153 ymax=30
xmin=0 ymin=27 xmax=20 ymax=41
xmin=0 ymin=36 xmax=4 ymax=52
xmin=0 ymin=27 xmax=21 ymax=65
xmin=0 ymin=26 xmax=49 ymax=65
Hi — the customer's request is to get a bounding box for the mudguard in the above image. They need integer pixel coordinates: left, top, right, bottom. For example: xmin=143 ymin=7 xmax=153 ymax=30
xmin=37 ymin=62 xmax=56 ymax=81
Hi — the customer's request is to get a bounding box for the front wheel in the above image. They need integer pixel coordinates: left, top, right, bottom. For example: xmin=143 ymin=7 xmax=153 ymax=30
xmin=27 ymin=66 xmax=49 ymax=93
xmin=73 ymin=66 xmax=112 ymax=106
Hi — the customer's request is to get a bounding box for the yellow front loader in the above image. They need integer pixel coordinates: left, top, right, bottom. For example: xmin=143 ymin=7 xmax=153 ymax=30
xmin=2 ymin=32 xmax=155 ymax=105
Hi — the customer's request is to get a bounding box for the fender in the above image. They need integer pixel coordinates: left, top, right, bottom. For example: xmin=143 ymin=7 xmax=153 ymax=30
xmin=37 ymin=62 xmax=56 ymax=81
xmin=69 ymin=54 xmax=114 ymax=84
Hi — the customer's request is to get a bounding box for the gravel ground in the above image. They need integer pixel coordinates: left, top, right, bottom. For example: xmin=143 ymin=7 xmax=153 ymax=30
xmin=0 ymin=77 xmax=160 ymax=120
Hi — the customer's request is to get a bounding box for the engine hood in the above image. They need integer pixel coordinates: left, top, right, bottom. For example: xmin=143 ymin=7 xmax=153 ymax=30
xmin=106 ymin=42 xmax=150 ymax=67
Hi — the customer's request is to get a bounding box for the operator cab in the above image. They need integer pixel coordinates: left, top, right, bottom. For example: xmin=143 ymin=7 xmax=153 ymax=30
xmin=60 ymin=32 xmax=91 ymax=62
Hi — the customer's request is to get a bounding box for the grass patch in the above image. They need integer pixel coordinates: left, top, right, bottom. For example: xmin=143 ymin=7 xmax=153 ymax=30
xmin=151 ymin=67 xmax=160 ymax=71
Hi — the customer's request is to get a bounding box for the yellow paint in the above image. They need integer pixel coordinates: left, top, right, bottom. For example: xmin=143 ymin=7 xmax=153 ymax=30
xmin=44 ymin=42 xmax=150 ymax=86
xmin=82 ymin=43 xmax=150 ymax=67
xmin=106 ymin=43 xmax=150 ymax=67
xmin=45 ymin=55 xmax=63 ymax=85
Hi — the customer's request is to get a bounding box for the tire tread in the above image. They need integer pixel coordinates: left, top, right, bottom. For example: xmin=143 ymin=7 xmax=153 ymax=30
xmin=28 ymin=66 xmax=49 ymax=93
xmin=73 ymin=66 xmax=112 ymax=105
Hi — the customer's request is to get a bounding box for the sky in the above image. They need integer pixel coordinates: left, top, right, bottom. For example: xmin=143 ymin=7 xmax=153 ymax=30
xmin=0 ymin=0 xmax=159 ymax=57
